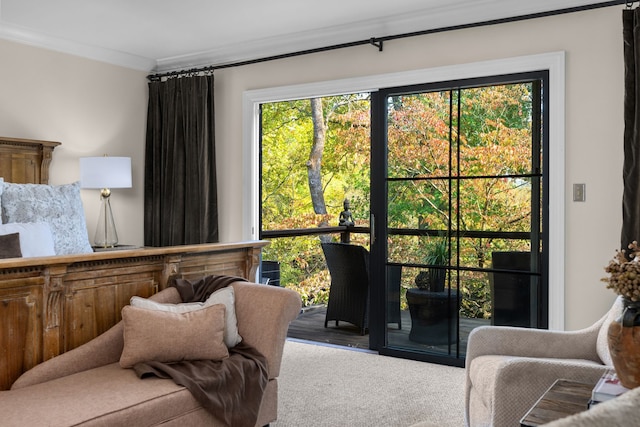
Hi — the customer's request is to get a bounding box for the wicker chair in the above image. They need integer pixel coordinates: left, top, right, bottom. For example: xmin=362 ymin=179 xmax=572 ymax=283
xmin=322 ymin=242 xmax=370 ymax=335
xmin=321 ymin=243 xmax=402 ymax=335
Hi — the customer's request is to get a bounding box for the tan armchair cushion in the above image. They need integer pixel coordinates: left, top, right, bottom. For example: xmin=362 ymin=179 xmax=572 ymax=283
xmin=469 ymin=355 xmax=514 ymax=410
xmin=468 ymin=356 xmax=606 ymax=427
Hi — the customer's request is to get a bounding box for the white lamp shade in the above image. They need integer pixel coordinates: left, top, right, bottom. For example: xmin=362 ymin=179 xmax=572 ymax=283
xmin=80 ymin=157 xmax=132 ymax=189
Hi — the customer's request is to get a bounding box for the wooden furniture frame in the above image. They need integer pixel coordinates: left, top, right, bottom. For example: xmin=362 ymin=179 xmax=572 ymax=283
xmin=0 ymin=136 xmax=60 ymax=184
xmin=0 ymin=137 xmax=267 ymax=390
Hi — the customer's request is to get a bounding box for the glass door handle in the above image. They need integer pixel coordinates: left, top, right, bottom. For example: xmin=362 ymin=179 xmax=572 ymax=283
xmin=370 ymin=213 xmax=375 ymax=246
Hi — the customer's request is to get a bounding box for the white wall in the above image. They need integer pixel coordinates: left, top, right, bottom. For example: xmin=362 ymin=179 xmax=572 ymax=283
xmin=214 ymin=6 xmax=624 ymax=329
xmin=0 ymin=5 xmax=624 ymax=329
xmin=0 ymin=39 xmax=148 ymax=246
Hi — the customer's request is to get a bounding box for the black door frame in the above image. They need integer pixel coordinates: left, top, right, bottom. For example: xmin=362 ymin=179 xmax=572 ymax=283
xmin=369 ymin=71 xmax=549 ymax=366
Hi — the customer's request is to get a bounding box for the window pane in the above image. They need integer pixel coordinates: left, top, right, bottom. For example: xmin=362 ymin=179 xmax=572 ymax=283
xmin=458 ymin=83 xmax=535 ymax=177
xmin=387 ymin=91 xmax=455 ymax=179
xmin=388 ymin=234 xmax=450 ymax=268
xmin=261 ymin=95 xmax=371 ymax=231
xmin=457 ymin=177 xmax=533 ymax=233
xmin=387 ymin=179 xmax=450 ymax=231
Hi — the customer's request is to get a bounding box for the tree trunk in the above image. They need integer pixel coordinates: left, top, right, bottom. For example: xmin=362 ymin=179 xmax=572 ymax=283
xmin=308 ymin=98 xmax=327 ymax=217
xmin=308 ymin=98 xmax=330 ymax=241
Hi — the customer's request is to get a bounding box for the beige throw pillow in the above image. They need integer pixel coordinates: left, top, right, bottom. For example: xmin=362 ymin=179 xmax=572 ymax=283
xmin=119 ymin=304 xmax=229 ymax=368
xmin=130 ymin=286 xmax=242 ymax=348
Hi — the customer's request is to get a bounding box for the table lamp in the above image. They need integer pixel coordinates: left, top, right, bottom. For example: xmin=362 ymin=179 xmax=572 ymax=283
xmin=79 ymin=156 xmax=132 ymax=248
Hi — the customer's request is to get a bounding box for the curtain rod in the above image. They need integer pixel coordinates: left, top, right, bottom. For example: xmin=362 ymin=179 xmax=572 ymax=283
xmin=148 ymin=0 xmax=631 ymax=81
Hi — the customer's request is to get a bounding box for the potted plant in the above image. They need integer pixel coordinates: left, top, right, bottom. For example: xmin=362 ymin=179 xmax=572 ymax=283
xmin=425 ymin=238 xmax=448 ymax=292
xmin=414 ymin=238 xmax=448 ymax=292
xmin=407 ymin=237 xmax=456 ymax=344
xmin=601 ymin=241 xmax=640 ymax=388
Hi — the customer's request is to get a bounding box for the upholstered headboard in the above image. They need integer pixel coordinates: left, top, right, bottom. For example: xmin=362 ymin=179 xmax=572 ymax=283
xmin=0 ymin=136 xmax=61 ymax=184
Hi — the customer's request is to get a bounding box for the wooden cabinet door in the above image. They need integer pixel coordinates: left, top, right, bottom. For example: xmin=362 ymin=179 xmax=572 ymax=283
xmin=0 ymin=285 xmax=42 ymax=390
xmin=63 ymin=262 xmax=160 ymax=352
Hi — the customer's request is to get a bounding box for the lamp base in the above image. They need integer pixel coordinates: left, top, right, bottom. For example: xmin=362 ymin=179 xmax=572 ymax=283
xmin=94 ymin=193 xmax=118 ymax=248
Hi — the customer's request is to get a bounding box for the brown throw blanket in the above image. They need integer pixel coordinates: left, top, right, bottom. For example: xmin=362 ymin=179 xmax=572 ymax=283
xmin=133 ymin=275 xmax=269 ymax=427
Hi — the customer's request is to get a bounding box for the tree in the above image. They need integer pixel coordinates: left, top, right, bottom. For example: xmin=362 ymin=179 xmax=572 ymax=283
xmin=308 ymin=97 xmax=328 ymax=224
xmin=260 ymin=95 xmax=371 ymax=304
xmin=260 ymin=83 xmax=539 ymax=317
xmin=385 ymin=83 xmax=538 ymax=318
xmin=261 ymin=95 xmax=371 ymax=233
xmin=386 ymin=84 xmax=536 ymax=268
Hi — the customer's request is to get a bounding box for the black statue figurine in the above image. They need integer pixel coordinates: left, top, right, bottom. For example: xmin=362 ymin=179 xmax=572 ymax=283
xmin=338 ymin=198 xmax=355 ymax=226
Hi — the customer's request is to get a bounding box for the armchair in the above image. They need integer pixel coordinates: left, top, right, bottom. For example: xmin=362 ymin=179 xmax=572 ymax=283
xmin=464 ymin=296 xmax=623 ymax=427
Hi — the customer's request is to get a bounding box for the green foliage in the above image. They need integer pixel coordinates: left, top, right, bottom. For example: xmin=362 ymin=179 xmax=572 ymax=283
xmin=261 ymin=95 xmax=371 ymax=230
xmin=424 ymin=237 xmax=448 ymax=266
xmin=288 ymin=269 xmax=331 ymax=307
xmin=386 ymin=83 xmax=537 ymax=274
xmin=261 ymin=83 xmax=540 ymax=318
xmin=459 ymin=272 xmax=493 ymax=319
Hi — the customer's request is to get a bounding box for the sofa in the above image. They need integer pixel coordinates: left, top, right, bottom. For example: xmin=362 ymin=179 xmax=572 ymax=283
xmin=465 ymin=296 xmax=622 ymax=427
xmin=0 ymin=280 xmax=302 ymax=427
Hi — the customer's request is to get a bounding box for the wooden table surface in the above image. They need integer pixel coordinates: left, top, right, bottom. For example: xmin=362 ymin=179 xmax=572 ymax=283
xmin=520 ymin=379 xmax=595 ymax=426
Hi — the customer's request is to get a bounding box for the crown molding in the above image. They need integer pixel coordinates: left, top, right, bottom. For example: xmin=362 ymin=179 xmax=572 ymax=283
xmin=0 ymin=0 xmax=618 ymax=73
xmin=0 ymin=20 xmax=156 ymax=71
xmin=153 ymin=0 xmax=615 ymax=73
xmin=154 ymin=1 xmax=494 ymax=72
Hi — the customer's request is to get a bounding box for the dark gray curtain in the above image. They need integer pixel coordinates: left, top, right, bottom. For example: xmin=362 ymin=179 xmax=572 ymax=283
xmin=144 ymin=75 xmax=218 ymax=246
xmin=622 ymin=9 xmax=640 ymax=250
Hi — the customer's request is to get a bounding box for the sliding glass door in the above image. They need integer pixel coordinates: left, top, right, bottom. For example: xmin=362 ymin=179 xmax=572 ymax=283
xmin=369 ymin=72 xmax=548 ymax=365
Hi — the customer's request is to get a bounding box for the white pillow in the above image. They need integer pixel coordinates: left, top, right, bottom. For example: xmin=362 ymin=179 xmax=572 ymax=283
xmin=130 ymin=286 xmax=242 ymax=348
xmin=1 ymin=181 xmax=93 ymax=255
xmin=0 ymin=222 xmax=56 ymax=257
xmin=0 ymin=177 xmax=4 ymax=205
xmin=129 ymin=299 xmax=205 ymax=314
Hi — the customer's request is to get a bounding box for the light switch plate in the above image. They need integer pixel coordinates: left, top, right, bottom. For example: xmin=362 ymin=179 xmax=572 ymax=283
xmin=573 ymin=183 xmax=585 ymax=202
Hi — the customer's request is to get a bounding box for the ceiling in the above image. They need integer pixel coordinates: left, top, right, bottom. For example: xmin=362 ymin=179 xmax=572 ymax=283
xmin=0 ymin=0 xmax=621 ymax=73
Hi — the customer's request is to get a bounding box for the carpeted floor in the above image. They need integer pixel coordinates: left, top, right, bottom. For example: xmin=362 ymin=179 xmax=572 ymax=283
xmin=274 ymin=339 xmax=465 ymax=427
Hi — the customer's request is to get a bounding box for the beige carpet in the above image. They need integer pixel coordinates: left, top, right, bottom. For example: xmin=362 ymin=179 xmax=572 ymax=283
xmin=274 ymin=339 xmax=465 ymax=427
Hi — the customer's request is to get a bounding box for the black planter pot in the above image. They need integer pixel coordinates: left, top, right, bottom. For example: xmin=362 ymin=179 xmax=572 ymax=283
xmin=406 ymin=288 xmax=458 ymax=345
xmin=414 ymin=268 xmax=446 ymax=293
xmin=428 ymin=267 xmax=446 ymax=293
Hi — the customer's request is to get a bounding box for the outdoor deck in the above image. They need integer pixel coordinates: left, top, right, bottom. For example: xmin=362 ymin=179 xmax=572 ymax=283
xmin=287 ymin=305 xmax=490 ymax=356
